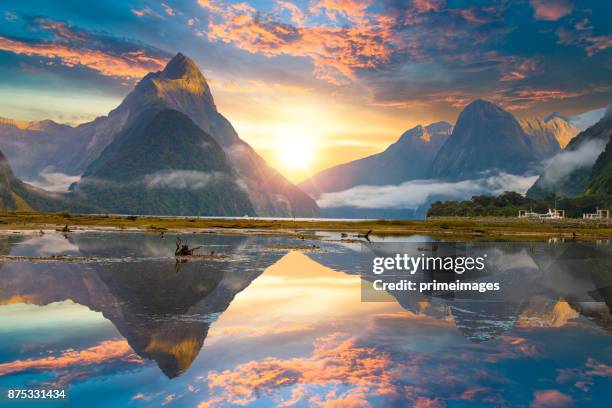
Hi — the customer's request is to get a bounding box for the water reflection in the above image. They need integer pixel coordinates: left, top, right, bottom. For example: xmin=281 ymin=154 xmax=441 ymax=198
xmin=0 ymin=232 xmax=610 ymax=407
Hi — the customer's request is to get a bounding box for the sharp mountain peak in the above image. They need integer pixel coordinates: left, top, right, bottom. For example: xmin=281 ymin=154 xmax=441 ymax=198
xmin=160 ymin=52 xmax=203 ymax=80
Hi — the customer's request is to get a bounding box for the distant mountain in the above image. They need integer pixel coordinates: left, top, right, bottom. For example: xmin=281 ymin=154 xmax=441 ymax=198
xmin=0 ymin=53 xmax=318 ymax=217
xmin=431 ymin=100 xmax=541 ymax=179
xmin=0 ymin=149 xmax=90 ymax=212
xmin=527 ymin=112 xmax=612 ymax=198
xmin=546 ymin=105 xmax=611 ymax=131
xmin=299 ymin=122 xmax=452 ymax=196
xmin=73 ymin=109 xmax=255 ymax=216
xmin=584 ymin=137 xmax=612 ymax=196
xmin=519 ymin=116 xmax=579 ymax=149
xmin=0 ymin=117 xmax=74 ymax=180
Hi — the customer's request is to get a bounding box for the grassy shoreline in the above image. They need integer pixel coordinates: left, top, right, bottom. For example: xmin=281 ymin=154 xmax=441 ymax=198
xmin=0 ymin=211 xmax=610 ymax=241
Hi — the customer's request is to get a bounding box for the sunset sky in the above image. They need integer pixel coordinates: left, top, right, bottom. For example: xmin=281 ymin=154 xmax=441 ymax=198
xmin=0 ymin=0 xmax=611 ymax=182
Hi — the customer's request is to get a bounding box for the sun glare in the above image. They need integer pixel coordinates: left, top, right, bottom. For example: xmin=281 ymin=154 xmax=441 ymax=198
xmin=277 ymin=137 xmax=314 ymax=170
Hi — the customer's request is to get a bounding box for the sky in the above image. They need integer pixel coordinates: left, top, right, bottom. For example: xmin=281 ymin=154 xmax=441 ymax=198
xmin=0 ymin=0 xmax=611 ymax=182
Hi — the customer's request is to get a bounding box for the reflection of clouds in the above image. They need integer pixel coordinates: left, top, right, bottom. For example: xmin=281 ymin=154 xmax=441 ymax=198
xmin=0 ymin=339 xmax=141 ymax=376
xmin=556 ymin=357 xmax=612 ymax=393
xmin=201 ymin=333 xmax=397 ymax=407
xmin=197 ymin=250 xmax=594 ymax=406
xmin=15 ymin=234 xmax=79 ymax=256
xmin=199 ymin=317 xmax=542 ymax=407
xmin=209 ymin=324 xmax=313 ymax=339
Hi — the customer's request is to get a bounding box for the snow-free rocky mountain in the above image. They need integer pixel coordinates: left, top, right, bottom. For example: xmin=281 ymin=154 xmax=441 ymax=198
xmin=545 ymin=105 xmax=612 ymax=131
xmin=431 ymin=100 xmax=553 ymax=179
xmin=519 ymin=116 xmax=580 ymax=150
xmin=301 ymin=99 xmax=571 ymax=219
xmin=73 ymin=109 xmax=256 ymax=216
xmin=0 ymin=53 xmax=318 ymax=217
xmin=300 ymin=122 xmax=452 ymax=196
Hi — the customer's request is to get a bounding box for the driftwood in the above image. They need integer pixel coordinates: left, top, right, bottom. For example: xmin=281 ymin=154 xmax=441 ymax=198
xmin=175 ymin=236 xmax=202 ymax=256
xmin=357 ymin=229 xmax=372 ymax=241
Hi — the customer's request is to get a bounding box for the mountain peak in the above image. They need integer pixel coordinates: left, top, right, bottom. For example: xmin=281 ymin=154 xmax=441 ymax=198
xmin=161 ymin=53 xmax=201 ymax=80
xmin=464 ymin=99 xmax=502 ymax=112
xmin=544 ymin=112 xmax=571 ymax=123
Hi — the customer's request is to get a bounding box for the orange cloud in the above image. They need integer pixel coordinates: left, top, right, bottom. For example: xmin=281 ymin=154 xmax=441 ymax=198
xmin=0 ymin=36 xmax=167 ymax=79
xmin=310 ymin=0 xmax=372 ymax=23
xmin=200 ymin=333 xmax=398 ymax=407
xmin=276 ymin=1 xmax=306 ymax=25
xmin=0 ymin=339 xmax=141 ymax=376
xmin=200 ymin=0 xmax=396 ymax=85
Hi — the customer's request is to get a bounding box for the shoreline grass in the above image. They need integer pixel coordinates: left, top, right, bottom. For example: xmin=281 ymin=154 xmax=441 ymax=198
xmin=0 ymin=211 xmax=610 ymax=241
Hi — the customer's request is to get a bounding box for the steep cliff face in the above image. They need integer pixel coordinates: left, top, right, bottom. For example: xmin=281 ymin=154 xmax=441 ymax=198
xmin=519 ymin=116 xmax=579 ymax=150
xmin=527 ymin=112 xmax=612 ymax=198
xmin=431 ymin=100 xmax=540 ymax=179
xmin=584 ymin=136 xmax=612 ymax=196
xmin=74 ymin=109 xmax=256 ymax=216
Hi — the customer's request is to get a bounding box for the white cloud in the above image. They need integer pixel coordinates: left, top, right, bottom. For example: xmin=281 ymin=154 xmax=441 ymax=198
xmin=26 ymin=168 xmax=80 ymax=192
xmin=316 ymin=172 xmax=538 ymax=210
xmin=538 ymin=139 xmax=607 ymax=189
xmin=143 ymin=170 xmax=226 ymax=190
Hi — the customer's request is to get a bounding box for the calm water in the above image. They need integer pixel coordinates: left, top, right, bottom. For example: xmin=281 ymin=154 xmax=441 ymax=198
xmin=0 ymin=232 xmax=610 ymax=407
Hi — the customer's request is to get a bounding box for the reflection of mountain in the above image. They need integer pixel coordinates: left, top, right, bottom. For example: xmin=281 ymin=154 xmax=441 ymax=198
xmin=307 ymin=241 xmax=612 ymax=342
xmin=0 ymin=234 xmax=284 ymax=378
xmin=449 ymin=303 xmax=522 ymax=343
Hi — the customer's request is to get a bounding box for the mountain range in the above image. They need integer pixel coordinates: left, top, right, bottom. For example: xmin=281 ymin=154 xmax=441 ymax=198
xmin=545 ymin=105 xmax=611 ymax=131
xmin=302 ymin=100 xmax=579 ymax=198
xmin=299 ymin=99 xmax=611 ymax=219
xmin=0 ymin=53 xmax=608 ymax=218
xmin=299 ymin=121 xmax=452 ymax=196
xmin=0 ymin=53 xmax=318 ymax=217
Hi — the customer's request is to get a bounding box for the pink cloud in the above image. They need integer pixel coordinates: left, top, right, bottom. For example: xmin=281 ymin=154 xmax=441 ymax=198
xmin=530 ymin=390 xmax=573 ymax=408
xmin=161 ymin=3 xmax=176 ymax=16
xmin=529 ymin=0 xmax=573 ymax=21
xmin=413 ymin=0 xmax=446 ymax=14
xmin=557 ymin=27 xmax=612 ymax=57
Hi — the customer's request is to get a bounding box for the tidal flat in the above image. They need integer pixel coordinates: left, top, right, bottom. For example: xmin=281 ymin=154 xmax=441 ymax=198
xmin=0 ymin=211 xmax=611 ymax=241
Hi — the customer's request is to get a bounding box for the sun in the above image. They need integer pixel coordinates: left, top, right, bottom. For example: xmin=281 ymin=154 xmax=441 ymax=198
xmin=277 ymin=137 xmax=314 ymax=170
